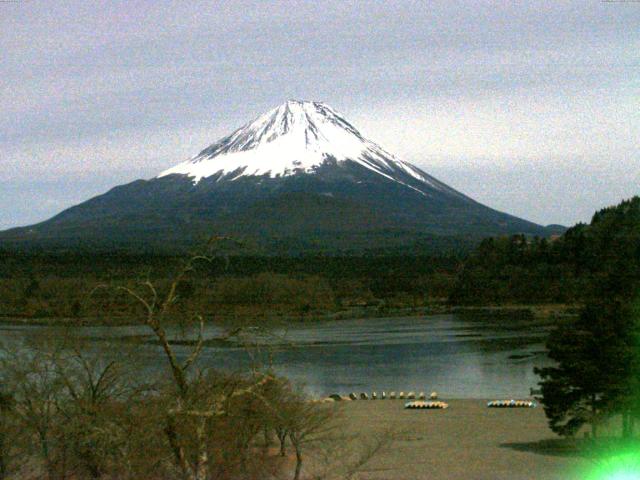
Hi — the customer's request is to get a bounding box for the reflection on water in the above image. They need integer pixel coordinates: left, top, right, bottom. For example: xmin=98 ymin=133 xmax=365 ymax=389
xmin=0 ymin=314 xmax=552 ymax=398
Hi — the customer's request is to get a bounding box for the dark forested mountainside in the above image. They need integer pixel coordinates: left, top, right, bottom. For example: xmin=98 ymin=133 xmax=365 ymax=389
xmin=450 ymin=197 xmax=640 ymax=305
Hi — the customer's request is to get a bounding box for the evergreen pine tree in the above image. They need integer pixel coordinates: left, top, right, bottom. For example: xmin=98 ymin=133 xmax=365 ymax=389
xmin=536 ymin=296 xmax=640 ymax=438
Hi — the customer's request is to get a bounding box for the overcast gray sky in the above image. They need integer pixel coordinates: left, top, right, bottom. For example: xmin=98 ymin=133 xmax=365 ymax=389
xmin=1 ymin=0 xmax=638 ymax=230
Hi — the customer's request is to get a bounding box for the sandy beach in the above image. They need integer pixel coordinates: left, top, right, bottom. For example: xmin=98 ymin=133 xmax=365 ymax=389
xmin=338 ymin=399 xmax=590 ymax=480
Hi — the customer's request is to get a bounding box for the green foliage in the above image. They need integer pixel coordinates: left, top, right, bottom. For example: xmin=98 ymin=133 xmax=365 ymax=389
xmin=449 ymin=234 xmax=588 ymax=305
xmin=533 ymin=197 xmax=640 ymax=438
xmin=451 ymin=196 xmax=640 ymax=305
xmin=535 ymin=299 xmax=638 ymax=437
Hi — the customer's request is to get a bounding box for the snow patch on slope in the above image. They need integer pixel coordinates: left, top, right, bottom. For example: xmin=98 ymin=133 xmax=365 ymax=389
xmin=158 ymin=100 xmax=456 ymax=196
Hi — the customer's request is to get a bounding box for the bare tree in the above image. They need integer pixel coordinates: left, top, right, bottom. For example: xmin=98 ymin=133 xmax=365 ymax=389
xmin=0 ymin=340 xmax=68 ymax=480
xmin=101 ymin=244 xmax=278 ymax=480
xmin=91 ymin=250 xmax=214 ymax=480
xmin=262 ymin=383 xmax=393 ymax=480
xmin=0 ymin=390 xmax=15 ymax=480
xmin=262 ymin=388 xmax=338 ymax=480
xmin=255 ymin=376 xmax=292 ymax=457
xmin=52 ymin=341 xmax=145 ymax=480
xmin=67 ymin=240 xmax=391 ymax=480
xmin=0 ymin=334 xmax=148 ymax=480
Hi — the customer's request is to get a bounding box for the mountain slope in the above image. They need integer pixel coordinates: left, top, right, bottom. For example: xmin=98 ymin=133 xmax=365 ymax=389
xmin=0 ymin=100 xmax=559 ymax=253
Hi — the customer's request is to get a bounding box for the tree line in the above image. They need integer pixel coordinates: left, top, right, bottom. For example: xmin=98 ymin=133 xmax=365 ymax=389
xmin=0 ymin=253 xmax=459 ymax=322
xmin=532 ymin=197 xmax=640 ymax=440
xmin=450 ymin=197 xmax=640 ymax=306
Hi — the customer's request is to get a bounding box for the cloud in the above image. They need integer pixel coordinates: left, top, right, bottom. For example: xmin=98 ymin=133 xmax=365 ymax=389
xmin=1 ymin=124 xmax=219 ymax=182
xmin=352 ymin=84 xmax=638 ymax=166
xmin=1 ymin=0 xmax=638 ymax=228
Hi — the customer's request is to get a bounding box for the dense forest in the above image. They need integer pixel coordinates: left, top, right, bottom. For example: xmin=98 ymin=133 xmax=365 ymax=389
xmin=1 ymin=196 xmax=638 ymax=322
xmin=449 ymin=196 xmax=640 ymax=305
xmin=0 ymin=251 xmax=460 ymax=322
xmin=531 ymin=197 xmax=640 ymax=441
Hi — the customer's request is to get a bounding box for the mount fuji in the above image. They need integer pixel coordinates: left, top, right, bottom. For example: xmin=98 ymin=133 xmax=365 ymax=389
xmin=0 ymin=100 xmax=560 ymax=253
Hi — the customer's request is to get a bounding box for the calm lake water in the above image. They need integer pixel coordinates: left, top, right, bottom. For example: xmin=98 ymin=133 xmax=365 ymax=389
xmin=0 ymin=313 xmax=553 ymax=399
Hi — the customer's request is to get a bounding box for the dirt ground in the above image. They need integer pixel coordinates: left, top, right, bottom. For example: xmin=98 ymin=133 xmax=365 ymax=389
xmin=338 ymin=399 xmax=591 ymax=480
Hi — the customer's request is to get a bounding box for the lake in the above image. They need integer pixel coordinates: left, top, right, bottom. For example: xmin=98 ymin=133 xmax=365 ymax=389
xmin=0 ymin=313 xmax=553 ymax=399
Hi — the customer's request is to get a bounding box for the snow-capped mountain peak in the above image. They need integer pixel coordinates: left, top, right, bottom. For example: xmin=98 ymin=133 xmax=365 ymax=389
xmin=1 ymin=99 xmax=554 ymax=251
xmin=158 ymin=100 xmax=449 ymax=194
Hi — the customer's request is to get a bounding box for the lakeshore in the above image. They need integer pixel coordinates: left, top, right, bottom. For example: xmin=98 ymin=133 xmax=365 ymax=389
xmin=1 ymin=313 xmax=552 ymax=399
xmin=339 ymin=399 xmax=589 ymax=480
xmin=0 ymin=303 xmax=577 ymax=327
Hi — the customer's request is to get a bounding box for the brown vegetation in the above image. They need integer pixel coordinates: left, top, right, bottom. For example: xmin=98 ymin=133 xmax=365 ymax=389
xmin=0 ymin=248 xmax=389 ymax=479
xmin=0 ymin=253 xmax=457 ymax=323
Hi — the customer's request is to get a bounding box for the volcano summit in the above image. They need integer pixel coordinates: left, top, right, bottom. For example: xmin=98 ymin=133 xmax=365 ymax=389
xmin=0 ymin=100 xmax=559 ymax=253
xmin=159 ymin=100 xmax=458 ymax=196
